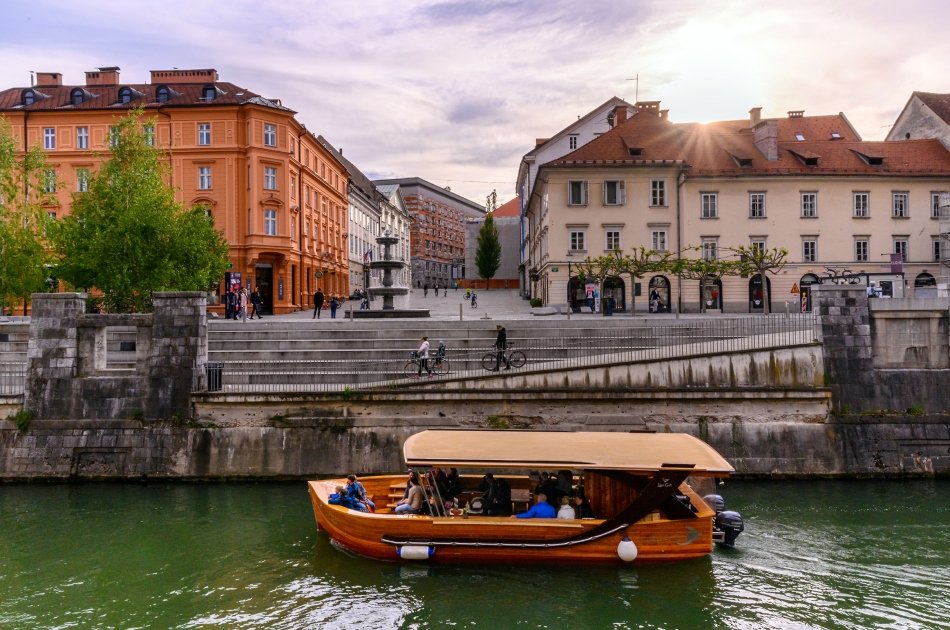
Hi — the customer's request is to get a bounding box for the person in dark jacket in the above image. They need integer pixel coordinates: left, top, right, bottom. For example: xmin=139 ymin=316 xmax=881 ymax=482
xmin=313 ymin=289 xmax=325 ymax=319
xmin=250 ymin=289 xmax=263 ymax=319
xmin=493 ymin=325 xmax=509 ymax=371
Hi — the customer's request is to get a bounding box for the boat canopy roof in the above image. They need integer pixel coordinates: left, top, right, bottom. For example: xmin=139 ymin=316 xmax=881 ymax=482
xmin=403 ymin=430 xmax=735 ymax=475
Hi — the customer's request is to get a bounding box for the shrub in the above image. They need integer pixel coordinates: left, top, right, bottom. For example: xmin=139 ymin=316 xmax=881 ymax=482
xmin=8 ymin=409 xmax=33 ymax=433
xmin=530 ymin=298 xmax=543 ymax=308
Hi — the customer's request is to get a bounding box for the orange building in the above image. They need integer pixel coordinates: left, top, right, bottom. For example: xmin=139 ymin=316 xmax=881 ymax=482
xmin=0 ymin=67 xmax=349 ymax=314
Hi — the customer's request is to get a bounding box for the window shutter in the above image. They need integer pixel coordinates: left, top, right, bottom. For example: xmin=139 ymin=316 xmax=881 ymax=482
xmin=619 ymin=180 xmax=626 ymax=205
xmin=583 ymin=181 xmax=589 ymax=205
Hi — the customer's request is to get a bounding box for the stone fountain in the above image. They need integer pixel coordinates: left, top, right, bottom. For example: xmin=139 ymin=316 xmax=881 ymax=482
xmin=349 ymin=232 xmax=429 ymax=318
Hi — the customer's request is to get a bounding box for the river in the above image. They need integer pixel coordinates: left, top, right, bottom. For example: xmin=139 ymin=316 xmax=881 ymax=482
xmin=1 ymin=479 xmax=947 ymax=629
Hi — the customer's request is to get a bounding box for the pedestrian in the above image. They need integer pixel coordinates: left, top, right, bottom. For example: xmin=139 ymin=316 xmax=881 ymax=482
xmin=330 ymin=295 xmax=339 ymax=319
xmin=435 ymin=283 xmax=439 ymax=296
xmin=250 ymin=289 xmax=263 ymax=319
xmin=650 ymin=287 xmax=660 ymax=313
xmin=492 ymin=325 xmax=510 ymax=371
xmin=313 ymin=288 xmax=324 ymax=319
xmin=454 ymin=281 xmax=459 ymax=292
xmin=470 ymin=291 xmax=477 ymax=308
xmin=416 ymin=335 xmax=432 ymax=378
xmin=240 ymin=288 xmax=249 ymax=323
xmin=225 ymin=288 xmax=235 ymax=320
xmin=423 ymin=283 xmax=429 ymax=298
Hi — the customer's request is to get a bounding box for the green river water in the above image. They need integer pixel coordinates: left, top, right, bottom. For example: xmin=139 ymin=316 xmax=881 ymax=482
xmin=1 ymin=480 xmax=947 ymax=629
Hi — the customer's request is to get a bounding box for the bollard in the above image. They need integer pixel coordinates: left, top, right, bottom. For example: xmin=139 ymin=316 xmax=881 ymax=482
xmin=459 ymin=303 xmax=463 ymax=321
xmin=349 ymin=302 xmax=354 ymax=322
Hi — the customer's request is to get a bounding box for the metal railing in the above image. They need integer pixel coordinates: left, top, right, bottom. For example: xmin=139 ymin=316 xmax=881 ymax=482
xmin=194 ymin=313 xmax=820 ymax=393
xmin=0 ymin=362 xmax=26 ymax=396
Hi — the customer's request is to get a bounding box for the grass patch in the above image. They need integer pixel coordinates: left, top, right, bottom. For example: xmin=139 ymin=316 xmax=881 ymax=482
xmin=8 ymin=409 xmax=33 ymax=434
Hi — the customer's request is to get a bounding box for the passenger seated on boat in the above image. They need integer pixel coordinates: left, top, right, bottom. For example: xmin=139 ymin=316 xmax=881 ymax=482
xmin=395 ymin=476 xmax=425 ymax=514
xmin=556 ymin=470 xmax=573 ymax=496
xmin=573 ymin=495 xmax=595 ymax=519
xmin=329 ymin=485 xmax=368 ymax=512
xmin=346 ymin=474 xmax=375 ymax=512
xmin=514 ymin=492 xmax=556 ymax=519
xmin=403 ymin=471 xmax=420 ymax=499
xmin=445 ymin=468 xmax=461 ymax=498
xmin=485 ymin=477 xmax=512 ymax=515
xmin=535 ymin=473 xmax=562 ymax=508
xmin=557 ymin=496 xmax=576 ymax=520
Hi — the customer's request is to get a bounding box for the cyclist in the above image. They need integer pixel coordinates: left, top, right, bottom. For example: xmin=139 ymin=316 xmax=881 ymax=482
xmin=492 ymin=325 xmax=509 ymax=371
xmin=416 ymin=335 xmax=433 ymax=378
xmin=470 ymin=291 xmax=478 ymax=308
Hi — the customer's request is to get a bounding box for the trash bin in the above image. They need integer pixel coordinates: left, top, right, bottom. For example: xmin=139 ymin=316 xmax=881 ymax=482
xmin=206 ymin=361 xmax=223 ymax=392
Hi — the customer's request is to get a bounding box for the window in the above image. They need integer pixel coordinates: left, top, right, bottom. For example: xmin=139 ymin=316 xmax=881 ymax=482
xmin=893 ymin=239 xmax=908 ymax=261
xmin=76 ymin=168 xmax=90 ymax=193
xmin=932 ymin=192 xmax=946 ymax=219
xmin=934 ymin=239 xmax=944 ymax=261
xmin=750 ymin=239 xmax=766 ymax=253
xmin=118 ymin=87 xmax=133 ymax=104
xmin=198 ymin=123 xmax=211 ymax=146
xmin=143 ymin=124 xmax=155 ymax=146
xmin=76 ymin=127 xmax=88 ymax=150
xmin=605 ymin=230 xmax=621 ymax=251
xmin=853 ymin=192 xmax=869 ymax=218
xmin=603 ymin=180 xmax=625 ymax=205
xmin=109 ymin=126 xmax=120 ymax=148
xmin=892 ymin=192 xmax=909 ymax=218
xmin=264 ymin=123 xmax=277 ymax=147
xmin=202 ymin=85 xmax=216 ymax=101
xmin=264 ymin=166 xmax=278 ymax=190
xmin=70 ymin=88 xmax=84 ymax=107
xmin=198 ymin=166 xmax=212 ymax=190
xmin=802 ymin=239 xmax=817 ymax=262
xmin=264 ymin=209 xmax=277 ymax=236
xmin=290 ymin=175 xmax=297 ymax=198
xmin=651 ymin=180 xmax=666 ymax=206
xmin=43 ymin=127 xmax=55 ymax=150
xmin=700 ymin=192 xmax=717 ymax=218
xmin=651 ymin=230 xmax=667 ymax=251
xmin=568 ymin=181 xmax=588 ymax=206
xmin=569 ymin=230 xmax=586 ymax=251
xmin=156 ymin=86 xmax=170 ymax=103
xmin=855 ymin=239 xmax=869 ymax=262
xmin=702 ymin=240 xmax=718 ymax=261
xmin=800 ymin=192 xmax=817 ymax=218
xmin=749 ymin=192 xmax=766 ymax=218
xmin=43 ymin=169 xmax=56 ymax=193
xmin=22 ymin=89 xmax=35 ymax=106
xmin=568 ymin=135 xmax=578 ymax=150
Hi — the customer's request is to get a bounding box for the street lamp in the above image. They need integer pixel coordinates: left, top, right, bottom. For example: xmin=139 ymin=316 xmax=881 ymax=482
xmin=566 ymin=250 xmax=574 ymax=318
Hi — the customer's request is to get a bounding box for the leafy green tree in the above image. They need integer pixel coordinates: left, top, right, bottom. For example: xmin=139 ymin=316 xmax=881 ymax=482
xmin=672 ymin=247 xmax=744 ymax=313
xmin=0 ymin=119 xmax=54 ymax=315
xmin=50 ymin=110 xmax=229 ymax=312
xmin=731 ymin=245 xmax=789 ymax=315
xmin=475 ymin=212 xmax=501 ymax=289
xmin=615 ymin=247 xmax=674 ymax=315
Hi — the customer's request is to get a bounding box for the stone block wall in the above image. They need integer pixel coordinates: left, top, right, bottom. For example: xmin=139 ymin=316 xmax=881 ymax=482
xmin=812 ymin=284 xmax=873 ymax=411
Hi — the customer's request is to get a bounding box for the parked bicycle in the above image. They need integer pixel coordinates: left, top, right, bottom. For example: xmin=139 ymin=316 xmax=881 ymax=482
xmin=481 ymin=342 xmax=526 ymax=371
xmin=404 ymin=343 xmax=449 ymax=378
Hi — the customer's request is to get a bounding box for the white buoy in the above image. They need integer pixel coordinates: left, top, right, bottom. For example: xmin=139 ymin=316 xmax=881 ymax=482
xmin=617 ymin=536 xmax=638 ymax=562
xmin=397 ymin=545 xmax=434 ymax=560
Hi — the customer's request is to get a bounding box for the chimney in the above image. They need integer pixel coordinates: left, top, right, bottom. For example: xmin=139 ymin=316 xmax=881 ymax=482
xmin=149 ymin=69 xmax=218 ymax=85
xmin=85 ymin=67 xmax=120 ymax=86
xmin=787 ymin=110 xmax=804 ymax=118
xmin=612 ymin=105 xmax=628 ymax=126
xmin=753 ymin=120 xmax=779 ymax=161
xmin=635 ymin=101 xmax=661 ymax=115
xmin=749 ymin=107 xmax=762 ymax=127
xmin=659 ymin=109 xmax=669 ymax=120
xmin=535 ymin=138 xmax=550 ymax=148
xmin=34 ymin=72 xmax=62 ymax=87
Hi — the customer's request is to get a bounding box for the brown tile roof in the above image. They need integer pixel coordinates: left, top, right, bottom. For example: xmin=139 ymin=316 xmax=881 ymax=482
xmin=492 ymin=196 xmax=521 ymax=217
xmin=0 ymin=81 xmax=292 ymax=113
xmin=545 ymin=109 xmax=950 ymax=177
xmin=914 ymin=92 xmax=950 ymax=125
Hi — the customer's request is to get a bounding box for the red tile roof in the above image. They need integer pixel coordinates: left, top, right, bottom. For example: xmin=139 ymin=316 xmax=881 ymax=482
xmin=492 ymin=196 xmax=521 ymax=217
xmin=545 ymin=108 xmax=950 ymax=177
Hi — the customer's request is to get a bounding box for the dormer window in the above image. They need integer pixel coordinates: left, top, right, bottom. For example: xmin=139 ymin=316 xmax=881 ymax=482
xmin=201 ymin=85 xmax=216 ymax=101
xmin=156 ymin=86 xmax=170 ymax=104
xmin=22 ymin=89 xmax=35 ymax=106
xmin=794 ymin=132 xmax=805 ymax=141
xmin=628 ymin=147 xmax=643 ymax=157
xmin=830 ymin=131 xmax=842 ymax=140
xmin=70 ymin=88 xmax=85 ymax=106
xmin=118 ymin=87 xmax=133 ymax=104
xmin=852 ymin=150 xmax=884 ymax=166
xmin=789 ymin=148 xmax=819 ymax=166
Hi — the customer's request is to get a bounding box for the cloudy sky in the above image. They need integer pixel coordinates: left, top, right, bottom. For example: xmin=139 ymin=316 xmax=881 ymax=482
xmin=1 ymin=0 xmax=947 ymax=205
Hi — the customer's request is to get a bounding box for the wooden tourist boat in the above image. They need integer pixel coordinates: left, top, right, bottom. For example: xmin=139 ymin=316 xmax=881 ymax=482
xmin=308 ymin=430 xmax=744 ymax=565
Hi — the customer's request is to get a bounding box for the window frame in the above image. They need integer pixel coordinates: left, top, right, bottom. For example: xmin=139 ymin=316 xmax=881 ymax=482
xmin=934 ymin=238 xmax=944 ymax=262
xmin=854 ymin=239 xmax=869 ymax=262
xmin=605 ymin=229 xmax=621 ymax=251
xmin=802 ymin=239 xmax=817 ymax=262
xmin=603 ymin=180 xmax=625 ymax=206
xmin=700 ymin=192 xmax=718 ymax=219
xmin=43 ymin=127 xmax=55 ymax=150
xmin=76 ymin=168 xmax=90 ymax=193
xmin=892 ymin=191 xmax=909 ymax=218
xmin=76 ymin=126 xmax=89 ymax=150
xmin=853 ymin=192 xmax=870 ymax=218
xmin=568 ymin=180 xmax=588 ymax=206
xmin=198 ymin=166 xmax=212 ymax=190
xmin=263 ymin=123 xmax=277 ymax=147
xmin=197 ymin=123 xmax=211 ymax=146
xmin=264 ymin=208 xmax=278 ymax=236
xmin=568 ymin=135 xmax=578 ymax=150
xmin=749 ymin=192 xmax=766 ymax=218
xmin=651 ymin=229 xmax=667 ymax=252
xmin=569 ymin=230 xmax=586 ymax=252
xmin=701 ymin=239 xmax=718 ymax=261
xmin=800 ymin=192 xmax=818 ymax=218
xmin=651 ymin=179 xmax=667 ymax=207
xmin=43 ymin=169 xmax=56 ymax=193
xmin=263 ymin=166 xmax=278 ymax=190
xmin=893 ymin=238 xmax=908 ymax=261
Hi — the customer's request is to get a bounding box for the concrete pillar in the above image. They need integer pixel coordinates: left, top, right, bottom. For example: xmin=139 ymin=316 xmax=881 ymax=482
xmin=812 ymin=284 xmax=873 ymax=411
xmin=24 ymin=293 xmax=86 ymax=418
xmin=145 ymin=292 xmax=207 ymax=420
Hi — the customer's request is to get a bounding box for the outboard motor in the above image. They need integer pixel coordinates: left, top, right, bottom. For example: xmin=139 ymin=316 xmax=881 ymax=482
xmin=715 ymin=511 xmax=744 ymax=548
xmin=703 ymin=494 xmax=725 ymax=514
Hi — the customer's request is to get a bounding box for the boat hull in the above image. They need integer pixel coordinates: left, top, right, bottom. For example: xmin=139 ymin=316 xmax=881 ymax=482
xmin=308 ymin=479 xmax=714 ymax=565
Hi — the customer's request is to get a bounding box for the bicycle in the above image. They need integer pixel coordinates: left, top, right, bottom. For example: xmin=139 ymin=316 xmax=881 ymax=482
xmin=481 ymin=343 xmax=526 ymax=371
xmin=404 ymin=347 xmax=449 ymax=378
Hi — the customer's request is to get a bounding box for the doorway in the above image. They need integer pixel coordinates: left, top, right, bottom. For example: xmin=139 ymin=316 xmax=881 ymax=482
xmin=255 ymin=264 xmax=274 ymax=314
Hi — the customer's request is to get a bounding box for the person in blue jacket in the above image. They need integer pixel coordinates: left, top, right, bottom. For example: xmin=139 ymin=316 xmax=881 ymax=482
xmin=329 ymin=485 xmax=367 ymax=512
xmin=515 ymin=492 xmax=556 ymax=519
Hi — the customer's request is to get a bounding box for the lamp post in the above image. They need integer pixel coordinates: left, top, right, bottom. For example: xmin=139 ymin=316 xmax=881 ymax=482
xmin=566 ymin=250 xmax=574 ymax=319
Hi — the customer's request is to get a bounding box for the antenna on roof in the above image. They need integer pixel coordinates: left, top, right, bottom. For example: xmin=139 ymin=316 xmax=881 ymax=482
xmin=29 ymin=70 xmax=34 ymax=87
xmin=626 ymin=74 xmax=639 ymax=102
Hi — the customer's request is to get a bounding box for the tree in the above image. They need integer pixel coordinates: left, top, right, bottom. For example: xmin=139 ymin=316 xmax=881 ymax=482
xmin=475 ymin=212 xmax=501 ymax=289
xmin=0 ymin=118 xmax=54 ymax=315
xmin=50 ymin=110 xmax=230 ymax=312
xmin=731 ymin=245 xmax=789 ymax=315
xmin=672 ymin=247 xmax=744 ymax=313
xmin=574 ymin=250 xmax=622 ymax=313
xmin=615 ymin=247 xmax=674 ymax=315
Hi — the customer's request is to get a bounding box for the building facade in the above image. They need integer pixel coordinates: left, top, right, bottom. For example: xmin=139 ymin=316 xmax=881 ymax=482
xmin=372 ymin=177 xmax=483 ymax=290
xmin=0 ymin=67 xmax=349 ymax=313
xmin=525 ymin=101 xmax=950 ymax=313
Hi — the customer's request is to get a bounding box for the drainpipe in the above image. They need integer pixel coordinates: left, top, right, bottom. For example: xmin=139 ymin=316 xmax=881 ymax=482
xmin=675 ymin=164 xmax=687 ymax=318
xmin=297 ymin=131 xmax=305 ymax=310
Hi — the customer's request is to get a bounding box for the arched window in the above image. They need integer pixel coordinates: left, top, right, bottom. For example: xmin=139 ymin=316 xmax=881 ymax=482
xmin=914 ymin=272 xmax=936 ymax=288
xmin=156 ymin=86 xmax=170 ymax=104
xmin=118 ymin=87 xmax=133 ymax=104
xmin=70 ymin=88 xmax=84 ymax=106
xmin=22 ymin=89 xmax=35 ymax=106
xmin=201 ymin=85 xmax=216 ymax=101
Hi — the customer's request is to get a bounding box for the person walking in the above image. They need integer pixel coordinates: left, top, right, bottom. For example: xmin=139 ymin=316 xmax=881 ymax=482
xmin=250 ymin=289 xmax=263 ymax=319
xmin=492 ymin=325 xmax=510 ymax=371
xmin=423 ymin=283 xmax=429 ymax=298
xmin=224 ymin=288 xmax=235 ymax=320
xmin=330 ymin=295 xmax=339 ymax=319
xmin=240 ymin=288 xmax=249 ymax=323
xmin=416 ymin=335 xmax=432 ymax=378
xmin=313 ymin=288 xmax=325 ymax=319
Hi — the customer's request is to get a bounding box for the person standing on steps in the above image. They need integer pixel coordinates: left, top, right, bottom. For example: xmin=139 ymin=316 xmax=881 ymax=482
xmin=492 ymin=325 xmax=510 ymax=371
xmin=416 ymin=335 xmax=433 ymax=378
xmin=313 ymin=288 xmax=325 ymax=319
xmin=330 ymin=295 xmax=339 ymax=319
